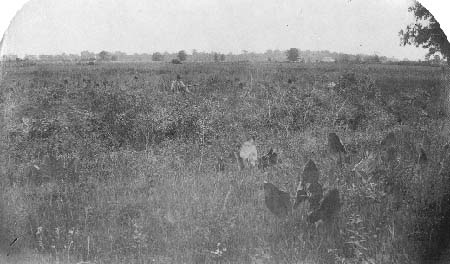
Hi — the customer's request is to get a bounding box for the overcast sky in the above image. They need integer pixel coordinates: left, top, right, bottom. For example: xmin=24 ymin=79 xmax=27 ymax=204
xmin=1 ymin=0 xmax=449 ymax=60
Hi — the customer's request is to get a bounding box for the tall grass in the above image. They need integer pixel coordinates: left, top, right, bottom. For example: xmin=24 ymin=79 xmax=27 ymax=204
xmin=0 ymin=61 xmax=447 ymax=263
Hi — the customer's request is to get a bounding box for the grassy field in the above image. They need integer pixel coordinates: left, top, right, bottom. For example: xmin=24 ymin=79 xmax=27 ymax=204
xmin=0 ymin=61 xmax=449 ymax=263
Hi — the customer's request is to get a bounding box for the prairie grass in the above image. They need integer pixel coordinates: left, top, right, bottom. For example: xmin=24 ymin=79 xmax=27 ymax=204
xmin=0 ymin=61 xmax=448 ymax=263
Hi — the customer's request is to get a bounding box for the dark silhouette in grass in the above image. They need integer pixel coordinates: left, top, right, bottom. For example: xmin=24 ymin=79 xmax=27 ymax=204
xmin=258 ymin=148 xmax=279 ymax=170
xmin=299 ymin=159 xmax=320 ymax=188
xmin=307 ymin=188 xmax=341 ymax=224
xmin=264 ymin=181 xmax=291 ymax=218
xmin=306 ymin=181 xmax=324 ymax=211
xmin=293 ymin=187 xmax=308 ymax=209
xmin=418 ymin=148 xmax=428 ymax=165
xmin=294 ymin=176 xmax=323 ymax=211
xmin=328 ymin=133 xmax=346 ymax=166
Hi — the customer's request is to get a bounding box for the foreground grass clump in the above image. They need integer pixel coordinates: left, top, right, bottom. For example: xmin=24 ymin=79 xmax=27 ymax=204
xmin=0 ymin=61 xmax=448 ymax=263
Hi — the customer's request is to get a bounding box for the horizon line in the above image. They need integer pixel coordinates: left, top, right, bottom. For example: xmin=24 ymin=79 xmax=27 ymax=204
xmin=1 ymin=48 xmax=414 ymax=60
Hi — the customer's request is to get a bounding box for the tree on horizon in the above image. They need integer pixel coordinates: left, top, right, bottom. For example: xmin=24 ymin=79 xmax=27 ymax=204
xmin=177 ymin=50 xmax=187 ymax=62
xmin=286 ymin=48 xmax=299 ymax=62
xmin=152 ymin=52 xmax=163 ymax=61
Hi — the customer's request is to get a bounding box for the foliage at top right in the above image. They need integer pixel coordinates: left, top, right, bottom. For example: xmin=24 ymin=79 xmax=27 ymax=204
xmin=399 ymin=1 xmax=450 ymax=64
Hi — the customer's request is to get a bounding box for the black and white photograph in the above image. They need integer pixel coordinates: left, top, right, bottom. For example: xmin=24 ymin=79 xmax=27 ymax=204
xmin=0 ymin=0 xmax=450 ymax=263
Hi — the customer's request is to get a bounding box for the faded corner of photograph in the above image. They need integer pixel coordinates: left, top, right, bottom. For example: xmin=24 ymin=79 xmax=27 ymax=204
xmin=0 ymin=0 xmax=450 ymax=263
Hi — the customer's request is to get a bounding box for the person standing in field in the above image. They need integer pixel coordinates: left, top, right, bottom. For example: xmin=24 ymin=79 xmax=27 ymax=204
xmin=171 ymin=74 xmax=191 ymax=94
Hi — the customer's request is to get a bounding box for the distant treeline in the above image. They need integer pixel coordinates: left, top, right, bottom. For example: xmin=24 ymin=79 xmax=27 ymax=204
xmin=1 ymin=49 xmax=447 ymax=65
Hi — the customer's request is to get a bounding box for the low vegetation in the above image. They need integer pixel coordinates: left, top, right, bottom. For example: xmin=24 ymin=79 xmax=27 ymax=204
xmin=0 ymin=61 xmax=448 ymax=263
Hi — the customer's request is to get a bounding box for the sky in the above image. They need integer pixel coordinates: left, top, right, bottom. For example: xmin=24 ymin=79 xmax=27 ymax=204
xmin=0 ymin=0 xmax=449 ymax=60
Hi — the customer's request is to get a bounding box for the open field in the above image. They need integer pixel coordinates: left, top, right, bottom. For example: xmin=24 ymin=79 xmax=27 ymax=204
xmin=0 ymin=61 xmax=449 ymax=263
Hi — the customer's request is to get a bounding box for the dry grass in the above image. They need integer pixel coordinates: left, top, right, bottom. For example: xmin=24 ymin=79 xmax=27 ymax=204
xmin=0 ymin=61 xmax=448 ymax=263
